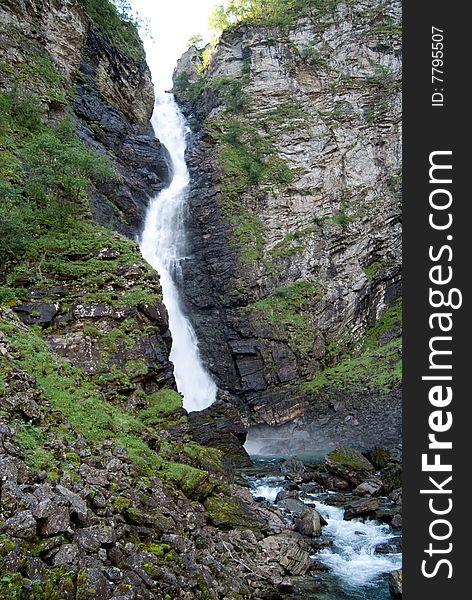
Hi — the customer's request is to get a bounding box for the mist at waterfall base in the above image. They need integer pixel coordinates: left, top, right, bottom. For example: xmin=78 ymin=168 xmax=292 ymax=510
xmin=250 ymin=474 xmax=402 ymax=600
xmin=139 ymin=93 xmax=217 ymax=412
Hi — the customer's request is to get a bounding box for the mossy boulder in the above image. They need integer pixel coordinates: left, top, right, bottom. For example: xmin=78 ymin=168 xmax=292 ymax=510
xmin=204 ymin=496 xmax=261 ymax=531
xmin=325 ymin=446 xmax=375 ymax=486
xmin=163 ymin=463 xmax=217 ymax=501
xmin=381 ymin=463 xmax=402 ymax=493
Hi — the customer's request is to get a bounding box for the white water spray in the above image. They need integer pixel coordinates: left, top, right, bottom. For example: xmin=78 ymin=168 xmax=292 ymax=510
xmin=140 ymin=93 xmax=217 ymax=412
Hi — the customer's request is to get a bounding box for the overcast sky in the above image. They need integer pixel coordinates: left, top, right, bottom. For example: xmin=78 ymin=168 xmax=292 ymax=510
xmin=128 ymin=0 xmax=221 ymax=90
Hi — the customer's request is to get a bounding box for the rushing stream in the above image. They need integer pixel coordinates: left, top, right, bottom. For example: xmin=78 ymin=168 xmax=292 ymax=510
xmin=139 ymin=93 xmax=217 ymax=412
xmin=249 ymin=465 xmax=401 ymax=600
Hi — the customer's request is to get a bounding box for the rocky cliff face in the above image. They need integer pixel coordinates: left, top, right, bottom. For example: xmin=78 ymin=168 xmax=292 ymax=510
xmin=174 ymin=0 xmax=402 ymax=451
xmin=0 ymin=0 xmax=167 ymax=238
xmin=0 ymin=2 xmax=299 ymax=597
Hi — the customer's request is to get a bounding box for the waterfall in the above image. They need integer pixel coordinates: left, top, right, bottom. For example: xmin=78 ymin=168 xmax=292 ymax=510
xmin=139 ymin=92 xmax=217 ymax=412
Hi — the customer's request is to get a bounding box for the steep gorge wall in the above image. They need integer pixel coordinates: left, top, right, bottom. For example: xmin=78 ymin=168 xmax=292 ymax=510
xmin=0 ymin=3 xmax=288 ymax=597
xmin=174 ymin=0 xmax=402 ymax=451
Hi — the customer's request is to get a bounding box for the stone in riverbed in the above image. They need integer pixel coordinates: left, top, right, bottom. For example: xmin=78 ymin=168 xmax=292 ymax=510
xmin=344 ymin=497 xmax=380 ymax=520
xmin=353 ymin=478 xmax=383 ymax=496
xmin=293 ymin=507 xmax=322 ymax=537
xmin=325 ymin=447 xmax=375 ymax=487
xmin=389 ymin=569 xmax=402 ymax=598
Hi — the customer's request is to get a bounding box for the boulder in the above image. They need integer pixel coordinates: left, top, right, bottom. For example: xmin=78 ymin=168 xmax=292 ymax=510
xmin=188 ymin=400 xmax=251 ymax=468
xmin=344 ymin=497 xmax=380 ymax=520
xmin=279 ymin=497 xmax=307 ymax=516
xmin=389 ymin=569 xmax=402 ymax=598
xmin=294 ymin=507 xmax=322 ymax=537
xmin=325 ymin=447 xmax=375 ymax=487
xmin=0 ymin=481 xmax=35 ymax=516
xmin=52 ymin=543 xmax=79 ymax=567
xmin=4 ymin=510 xmax=37 ymax=539
xmin=375 ymin=537 xmax=402 ymax=554
xmin=33 ymin=502 xmax=71 ymax=536
xmin=353 ymin=478 xmax=383 ymax=496
xmin=281 ymin=457 xmax=305 ymax=479
xmin=260 ymin=531 xmax=314 ymax=576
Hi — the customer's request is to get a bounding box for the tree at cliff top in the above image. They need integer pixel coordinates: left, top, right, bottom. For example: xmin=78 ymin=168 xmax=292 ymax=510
xmin=210 ymin=0 xmax=335 ymax=31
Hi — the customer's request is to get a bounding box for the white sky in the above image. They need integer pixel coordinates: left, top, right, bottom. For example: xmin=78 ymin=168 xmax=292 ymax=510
xmin=128 ymin=0 xmax=221 ymax=90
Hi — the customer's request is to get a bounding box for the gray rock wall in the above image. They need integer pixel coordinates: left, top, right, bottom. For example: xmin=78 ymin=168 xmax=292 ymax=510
xmin=174 ymin=0 xmax=402 ymax=448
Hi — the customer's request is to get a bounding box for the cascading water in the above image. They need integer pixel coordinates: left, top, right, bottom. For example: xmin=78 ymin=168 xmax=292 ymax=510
xmin=140 ymin=92 xmax=217 ymax=412
xmin=250 ymin=474 xmax=402 ymax=599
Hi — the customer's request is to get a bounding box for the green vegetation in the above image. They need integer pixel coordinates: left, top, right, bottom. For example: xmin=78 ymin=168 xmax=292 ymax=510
xmin=0 ymin=314 xmax=224 ymax=499
xmin=303 ymin=337 xmax=402 ymax=393
xmin=209 ymin=0 xmax=338 ymax=31
xmin=245 ymin=280 xmax=323 ymax=354
xmin=0 ymin=52 xmax=65 ymax=102
xmin=0 ymin=88 xmax=112 ymax=267
xmin=327 ymin=446 xmax=374 ymax=471
xmin=204 ymin=496 xmax=261 ymax=530
xmin=364 ymin=258 xmax=386 ymax=281
xmin=363 ymin=299 xmax=402 ymax=350
xmin=211 ymin=118 xmax=293 ymax=189
xmin=209 ymin=76 xmax=249 ymax=113
xmin=81 ymin=0 xmax=145 ymax=60
xmin=205 ymin=117 xmax=294 ymax=264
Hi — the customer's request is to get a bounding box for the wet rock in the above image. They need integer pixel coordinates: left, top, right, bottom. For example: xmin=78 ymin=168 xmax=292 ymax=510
xmin=374 ymin=504 xmax=402 ymax=524
xmin=353 ymin=478 xmax=383 ymax=497
xmin=391 ymin=514 xmax=402 ymax=530
xmin=278 ymin=497 xmax=307 ymax=516
xmin=4 ymin=510 xmax=37 ymax=539
xmin=375 ymin=537 xmax=402 ymax=554
xmin=275 ymin=490 xmax=300 ymax=503
xmin=389 ymin=569 xmax=402 ymax=598
xmin=325 ymin=447 xmax=375 ymax=487
xmin=344 ymin=497 xmax=380 ymax=520
xmin=293 ymin=507 xmax=322 ymax=537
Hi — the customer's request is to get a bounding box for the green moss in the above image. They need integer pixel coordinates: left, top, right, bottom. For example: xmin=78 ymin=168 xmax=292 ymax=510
xmin=182 ymin=444 xmax=224 ymax=474
xmin=137 ymin=389 xmax=184 ymax=426
xmin=327 ymin=446 xmax=374 ymax=471
xmin=363 ymin=299 xmax=402 ymax=350
xmin=0 ymin=535 xmax=15 ymax=557
xmin=244 ymin=280 xmax=324 ymax=354
xmin=146 ymin=543 xmax=171 ymax=558
xmin=364 ymin=259 xmax=386 ymax=281
xmin=303 ymin=337 xmax=402 ymax=393
xmin=204 ymin=496 xmax=260 ymax=531
xmin=161 ymin=462 xmax=216 ymax=500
